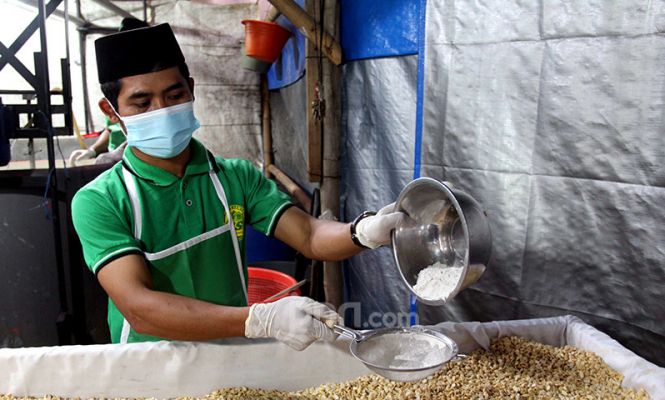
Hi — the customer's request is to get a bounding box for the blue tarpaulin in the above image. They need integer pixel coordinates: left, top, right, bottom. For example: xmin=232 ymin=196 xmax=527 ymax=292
xmin=340 ymin=0 xmax=419 ymax=61
xmin=267 ymin=0 xmax=420 ymax=89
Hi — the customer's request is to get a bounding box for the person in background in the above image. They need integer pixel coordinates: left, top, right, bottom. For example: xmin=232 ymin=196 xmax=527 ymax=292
xmin=72 ymin=23 xmax=404 ymax=349
xmin=68 ymin=117 xmax=125 ymax=165
xmin=68 ymin=18 xmax=149 ymax=166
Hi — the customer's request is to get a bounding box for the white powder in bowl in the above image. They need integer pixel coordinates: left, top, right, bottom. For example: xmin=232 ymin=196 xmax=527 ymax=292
xmin=358 ymin=331 xmax=453 ymax=369
xmin=412 ymin=262 xmax=464 ymax=301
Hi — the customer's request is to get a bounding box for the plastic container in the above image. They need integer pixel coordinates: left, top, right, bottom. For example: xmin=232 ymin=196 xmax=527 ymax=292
xmin=247 ymin=267 xmax=301 ymax=305
xmin=241 ymin=20 xmax=292 ymax=63
xmin=240 ymin=47 xmax=273 ymax=73
xmin=245 ymin=224 xmax=295 ymax=264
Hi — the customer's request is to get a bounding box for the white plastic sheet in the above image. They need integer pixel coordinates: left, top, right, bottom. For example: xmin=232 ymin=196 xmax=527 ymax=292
xmin=1 ymin=317 xmax=663 ymax=399
xmin=0 ymin=337 xmax=367 ymax=398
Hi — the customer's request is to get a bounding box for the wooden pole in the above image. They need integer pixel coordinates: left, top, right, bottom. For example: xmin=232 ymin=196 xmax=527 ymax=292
xmin=310 ymin=0 xmax=343 ymax=309
xmin=260 ymin=75 xmax=273 ymax=179
xmin=305 ymin=14 xmax=322 ymax=182
xmin=267 ymin=0 xmax=342 ymax=66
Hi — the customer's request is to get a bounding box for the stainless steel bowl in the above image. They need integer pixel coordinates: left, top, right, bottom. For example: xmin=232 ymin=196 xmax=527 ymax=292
xmin=391 ymin=178 xmax=492 ymax=305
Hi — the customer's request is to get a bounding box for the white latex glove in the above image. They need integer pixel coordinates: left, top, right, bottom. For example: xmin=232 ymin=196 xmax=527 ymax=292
xmin=355 ymin=202 xmax=405 ymax=249
xmin=95 ymin=142 xmax=127 ymax=165
xmin=68 ymin=148 xmax=96 ymax=166
xmin=245 ymin=296 xmax=340 ymax=351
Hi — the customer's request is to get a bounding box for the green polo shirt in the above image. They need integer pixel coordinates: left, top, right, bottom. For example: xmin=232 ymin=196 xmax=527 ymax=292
xmin=71 ymin=139 xmax=292 ymax=341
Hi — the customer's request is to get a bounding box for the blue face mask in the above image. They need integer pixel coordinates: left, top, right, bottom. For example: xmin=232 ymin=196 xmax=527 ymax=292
xmin=121 ymin=101 xmax=200 ymax=159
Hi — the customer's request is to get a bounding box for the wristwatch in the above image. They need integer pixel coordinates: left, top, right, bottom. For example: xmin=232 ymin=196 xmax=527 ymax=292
xmin=350 ymin=211 xmax=376 ymax=249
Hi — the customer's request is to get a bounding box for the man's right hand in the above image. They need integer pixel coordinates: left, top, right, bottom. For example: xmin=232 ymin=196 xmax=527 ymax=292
xmin=244 ymin=296 xmax=340 ymax=351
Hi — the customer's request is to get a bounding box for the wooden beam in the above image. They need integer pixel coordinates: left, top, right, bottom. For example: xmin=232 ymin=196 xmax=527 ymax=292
xmin=267 ymin=0 xmax=342 ymax=65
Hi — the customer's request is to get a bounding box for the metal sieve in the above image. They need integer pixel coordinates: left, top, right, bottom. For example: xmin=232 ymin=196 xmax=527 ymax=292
xmin=334 ymin=325 xmax=459 ymax=382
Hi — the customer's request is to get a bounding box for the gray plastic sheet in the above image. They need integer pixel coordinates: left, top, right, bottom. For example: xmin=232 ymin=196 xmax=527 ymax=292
xmin=270 ymin=78 xmax=318 ymax=195
xmin=338 ymin=1 xmax=665 ymax=367
xmin=341 ymin=56 xmax=418 ymax=326
xmin=417 ymin=0 xmax=665 ymax=365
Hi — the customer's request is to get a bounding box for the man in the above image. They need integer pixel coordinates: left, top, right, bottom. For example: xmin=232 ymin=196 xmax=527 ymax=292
xmin=72 ymin=23 xmax=403 ymax=350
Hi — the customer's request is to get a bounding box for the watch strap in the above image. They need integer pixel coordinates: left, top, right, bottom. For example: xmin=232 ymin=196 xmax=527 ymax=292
xmin=350 ymin=211 xmax=376 ymax=249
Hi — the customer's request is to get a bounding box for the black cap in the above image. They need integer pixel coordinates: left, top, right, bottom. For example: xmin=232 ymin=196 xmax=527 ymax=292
xmin=95 ymin=23 xmax=185 ymax=83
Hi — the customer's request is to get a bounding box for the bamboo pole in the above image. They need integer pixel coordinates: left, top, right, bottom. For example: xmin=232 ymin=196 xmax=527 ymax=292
xmin=267 ymin=0 xmax=342 ymax=65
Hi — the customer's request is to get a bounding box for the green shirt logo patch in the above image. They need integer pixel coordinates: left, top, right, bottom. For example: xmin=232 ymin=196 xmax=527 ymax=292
xmin=225 ymin=204 xmax=245 ymax=239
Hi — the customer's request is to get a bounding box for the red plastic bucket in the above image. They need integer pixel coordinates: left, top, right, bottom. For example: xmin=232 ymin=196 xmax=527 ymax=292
xmin=247 ymin=267 xmax=301 ymax=305
xmin=241 ymin=20 xmax=292 ymax=63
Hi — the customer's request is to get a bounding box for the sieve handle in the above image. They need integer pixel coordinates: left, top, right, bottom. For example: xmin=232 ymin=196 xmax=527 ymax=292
xmin=333 ymin=324 xmax=364 ymax=341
